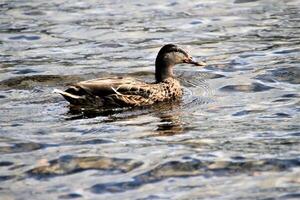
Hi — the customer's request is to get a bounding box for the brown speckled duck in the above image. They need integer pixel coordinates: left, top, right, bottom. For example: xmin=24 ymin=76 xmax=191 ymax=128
xmin=55 ymin=44 xmax=205 ymax=108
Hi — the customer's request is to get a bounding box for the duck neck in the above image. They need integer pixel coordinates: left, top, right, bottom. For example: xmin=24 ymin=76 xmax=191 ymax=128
xmin=155 ymin=60 xmax=174 ymax=83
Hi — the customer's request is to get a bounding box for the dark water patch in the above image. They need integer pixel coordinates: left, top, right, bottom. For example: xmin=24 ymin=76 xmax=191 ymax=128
xmin=0 ymin=161 xmax=14 ymax=167
xmin=167 ymin=2 xmax=178 ymax=7
xmin=136 ymin=195 xmax=165 ymax=200
xmin=208 ymin=73 xmax=225 ymax=79
xmin=281 ymin=94 xmax=298 ymax=98
xmin=13 ymin=69 xmax=40 ymax=75
xmin=239 ymin=52 xmax=265 ymax=58
xmin=9 ymin=164 xmax=27 ymax=171
xmin=220 ymin=82 xmax=274 ymax=92
xmin=0 ymin=95 xmax=6 ymax=98
xmin=229 ymin=58 xmax=249 ymax=67
xmin=23 ymin=11 xmax=45 ymax=16
xmin=74 ymin=139 xmax=112 ymax=145
xmin=231 ymin=156 xmax=246 ymax=160
xmin=91 ymin=158 xmax=300 ymax=194
xmin=9 ymin=35 xmax=40 ymax=41
xmin=0 ymin=175 xmax=15 ymax=182
xmin=28 ymin=155 xmax=143 ymax=179
xmin=271 ymin=67 xmax=300 ymax=84
xmin=11 ymin=123 xmax=23 ymax=127
xmin=273 ymin=98 xmax=292 ymax=103
xmin=287 ymin=132 xmax=300 ymax=137
xmin=275 ymin=113 xmax=291 ymax=118
xmin=0 ymin=27 xmax=28 ymax=34
xmin=190 ymin=20 xmax=202 ymax=25
xmin=96 ymin=43 xmax=123 ymax=48
xmin=59 ymin=193 xmax=82 ymax=199
xmin=234 ymin=0 xmax=259 ymax=3
xmin=0 ymin=3 xmax=9 ymax=8
xmin=261 ymin=113 xmax=292 ymax=119
xmin=0 ymin=142 xmax=45 ymax=154
xmin=279 ymin=193 xmax=300 ymax=199
xmin=233 ymin=109 xmax=263 ymax=116
xmin=0 ymin=75 xmax=83 ymax=89
xmin=273 ymin=48 xmax=300 ymax=55
xmin=255 ymin=74 xmax=277 ymax=83
xmin=256 ymin=67 xmax=300 ymax=84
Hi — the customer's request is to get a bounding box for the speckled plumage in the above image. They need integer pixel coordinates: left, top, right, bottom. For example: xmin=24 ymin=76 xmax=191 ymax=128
xmin=56 ymin=44 xmax=205 ymax=108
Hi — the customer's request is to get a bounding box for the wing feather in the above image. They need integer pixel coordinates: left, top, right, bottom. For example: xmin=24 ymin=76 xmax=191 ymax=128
xmin=73 ymin=77 xmax=152 ymax=97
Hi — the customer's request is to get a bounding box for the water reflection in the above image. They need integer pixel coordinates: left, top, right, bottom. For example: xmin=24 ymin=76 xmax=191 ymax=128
xmin=66 ymin=100 xmax=186 ymax=136
xmin=149 ymin=101 xmax=186 ymax=136
xmin=65 ymin=99 xmax=186 ymax=137
xmin=155 ymin=112 xmax=184 ymax=136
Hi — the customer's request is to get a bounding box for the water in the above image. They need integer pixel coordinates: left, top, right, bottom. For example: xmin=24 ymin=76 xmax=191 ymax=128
xmin=1 ymin=0 xmax=300 ymax=199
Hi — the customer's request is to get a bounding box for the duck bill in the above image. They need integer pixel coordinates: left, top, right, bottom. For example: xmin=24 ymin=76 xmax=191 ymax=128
xmin=190 ymin=60 xmax=206 ymax=66
xmin=185 ymin=58 xmax=206 ymax=67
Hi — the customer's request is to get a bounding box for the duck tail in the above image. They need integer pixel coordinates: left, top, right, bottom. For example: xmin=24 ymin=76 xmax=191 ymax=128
xmin=53 ymin=89 xmax=85 ymax=105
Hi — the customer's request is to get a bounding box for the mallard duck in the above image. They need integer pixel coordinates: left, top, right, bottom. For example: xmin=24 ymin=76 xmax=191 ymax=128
xmin=55 ymin=44 xmax=205 ymax=108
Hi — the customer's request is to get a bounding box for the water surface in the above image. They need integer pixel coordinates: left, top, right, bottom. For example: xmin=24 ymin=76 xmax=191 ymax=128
xmin=0 ymin=0 xmax=300 ymax=199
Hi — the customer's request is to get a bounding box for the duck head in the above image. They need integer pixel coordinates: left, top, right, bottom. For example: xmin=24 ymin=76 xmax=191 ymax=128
xmin=155 ymin=44 xmax=205 ymax=82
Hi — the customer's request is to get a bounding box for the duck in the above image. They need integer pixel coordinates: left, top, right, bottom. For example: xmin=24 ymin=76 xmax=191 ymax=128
xmin=55 ymin=44 xmax=205 ymax=108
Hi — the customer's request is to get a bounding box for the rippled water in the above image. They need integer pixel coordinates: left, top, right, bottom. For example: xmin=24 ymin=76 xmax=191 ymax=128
xmin=1 ymin=0 xmax=300 ymax=199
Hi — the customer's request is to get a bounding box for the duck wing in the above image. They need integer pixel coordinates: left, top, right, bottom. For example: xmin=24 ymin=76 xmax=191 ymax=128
xmin=70 ymin=77 xmax=152 ymax=97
